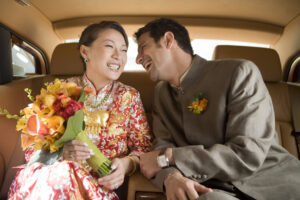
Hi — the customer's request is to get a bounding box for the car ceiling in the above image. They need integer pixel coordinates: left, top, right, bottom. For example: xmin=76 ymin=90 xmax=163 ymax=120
xmin=25 ymin=0 xmax=300 ymax=44
xmin=31 ymin=0 xmax=300 ymax=26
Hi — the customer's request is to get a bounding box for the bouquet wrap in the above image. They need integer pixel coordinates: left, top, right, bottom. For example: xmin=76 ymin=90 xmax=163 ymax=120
xmin=75 ymin=131 xmax=112 ymax=176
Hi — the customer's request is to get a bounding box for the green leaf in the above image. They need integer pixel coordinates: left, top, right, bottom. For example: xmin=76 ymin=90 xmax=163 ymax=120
xmin=0 ymin=108 xmax=20 ymax=119
xmin=54 ymin=109 xmax=84 ymax=146
xmin=24 ymin=88 xmax=34 ymax=102
xmin=78 ymin=85 xmax=86 ymax=103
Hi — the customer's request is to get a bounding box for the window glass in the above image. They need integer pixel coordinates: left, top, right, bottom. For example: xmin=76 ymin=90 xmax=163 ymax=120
xmin=65 ymin=38 xmax=270 ymax=72
xmin=12 ymin=44 xmax=36 ymax=76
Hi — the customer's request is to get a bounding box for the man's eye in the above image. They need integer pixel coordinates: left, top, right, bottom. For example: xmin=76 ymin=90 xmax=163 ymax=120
xmin=122 ymin=49 xmax=128 ymax=53
xmin=105 ymin=45 xmax=113 ymax=48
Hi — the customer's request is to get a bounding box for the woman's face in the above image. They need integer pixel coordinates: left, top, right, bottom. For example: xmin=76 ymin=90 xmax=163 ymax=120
xmin=81 ymin=29 xmax=127 ymax=83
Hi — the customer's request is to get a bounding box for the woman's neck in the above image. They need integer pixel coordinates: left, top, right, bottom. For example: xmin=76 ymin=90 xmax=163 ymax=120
xmin=85 ymin=71 xmax=111 ymax=92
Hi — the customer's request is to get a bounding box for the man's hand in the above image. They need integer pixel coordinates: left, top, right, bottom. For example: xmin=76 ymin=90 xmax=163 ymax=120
xmin=164 ymin=172 xmax=212 ymax=200
xmin=140 ymin=150 xmax=161 ymax=179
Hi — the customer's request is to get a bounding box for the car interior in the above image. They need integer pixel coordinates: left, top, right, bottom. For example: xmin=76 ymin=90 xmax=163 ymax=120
xmin=0 ymin=0 xmax=300 ymax=199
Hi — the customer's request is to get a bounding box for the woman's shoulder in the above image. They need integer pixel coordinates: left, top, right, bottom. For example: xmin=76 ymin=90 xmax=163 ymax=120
xmin=114 ymin=81 xmax=140 ymax=96
xmin=65 ymin=76 xmax=81 ymax=85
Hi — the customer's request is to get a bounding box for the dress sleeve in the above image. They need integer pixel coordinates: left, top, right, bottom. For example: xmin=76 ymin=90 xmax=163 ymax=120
xmin=127 ymin=91 xmax=152 ymax=157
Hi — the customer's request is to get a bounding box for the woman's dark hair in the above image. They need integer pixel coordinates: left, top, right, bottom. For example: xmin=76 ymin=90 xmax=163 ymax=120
xmin=134 ymin=18 xmax=193 ymax=55
xmin=79 ymin=21 xmax=128 ymax=69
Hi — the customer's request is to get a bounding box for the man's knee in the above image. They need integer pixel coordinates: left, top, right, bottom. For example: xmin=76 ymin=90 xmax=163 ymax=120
xmin=197 ymin=189 xmax=240 ymax=200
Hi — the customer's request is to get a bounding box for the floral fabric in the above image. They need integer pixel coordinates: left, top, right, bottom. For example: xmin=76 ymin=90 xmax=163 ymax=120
xmin=8 ymin=74 xmax=152 ymax=200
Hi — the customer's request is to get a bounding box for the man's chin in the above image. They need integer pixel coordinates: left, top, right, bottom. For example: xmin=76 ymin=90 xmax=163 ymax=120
xmin=150 ymin=75 xmax=159 ymax=82
xmin=149 ymin=71 xmax=160 ymax=82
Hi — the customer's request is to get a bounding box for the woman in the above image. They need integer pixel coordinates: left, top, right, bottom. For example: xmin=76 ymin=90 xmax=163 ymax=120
xmin=8 ymin=21 xmax=152 ymax=200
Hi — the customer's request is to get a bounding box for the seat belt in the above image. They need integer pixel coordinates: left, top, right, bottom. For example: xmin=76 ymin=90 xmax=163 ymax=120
xmin=288 ymin=83 xmax=300 ymax=159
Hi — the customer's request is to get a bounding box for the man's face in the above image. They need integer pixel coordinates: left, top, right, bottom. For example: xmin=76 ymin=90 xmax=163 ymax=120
xmin=136 ymin=32 xmax=171 ymax=82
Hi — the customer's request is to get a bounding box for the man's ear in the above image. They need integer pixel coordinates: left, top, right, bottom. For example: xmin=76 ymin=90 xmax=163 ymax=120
xmin=163 ymin=32 xmax=175 ymax=49
xmin=80 ymin=45 xmax=89 ymax=60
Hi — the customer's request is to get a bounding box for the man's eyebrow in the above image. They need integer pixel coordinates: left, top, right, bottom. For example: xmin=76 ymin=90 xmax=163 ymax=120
xmin=137 ymin=41 xmax=146 ymax=50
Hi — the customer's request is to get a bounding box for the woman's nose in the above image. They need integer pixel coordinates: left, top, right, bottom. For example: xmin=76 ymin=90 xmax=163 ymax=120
xmin=112 ymin=49 xmax=120 ymax=59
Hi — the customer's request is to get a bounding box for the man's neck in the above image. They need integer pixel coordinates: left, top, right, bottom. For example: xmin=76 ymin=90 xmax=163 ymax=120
xmin=169 ymin=53 xmax=193 ymax=87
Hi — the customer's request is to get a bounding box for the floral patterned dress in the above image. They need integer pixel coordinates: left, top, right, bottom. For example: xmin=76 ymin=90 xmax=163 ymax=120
xmin=8 ymin=74 xmax=152 ymax=200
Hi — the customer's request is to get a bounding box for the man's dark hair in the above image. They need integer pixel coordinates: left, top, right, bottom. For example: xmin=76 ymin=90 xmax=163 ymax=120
xmin=134 ymin=18 xmax=193 ymax=55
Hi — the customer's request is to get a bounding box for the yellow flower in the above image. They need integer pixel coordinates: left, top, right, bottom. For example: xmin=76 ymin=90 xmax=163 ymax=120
xmin=43 ymin=94 xmax=56 ymax=108
xmin=16 ymin=116 xmax=28 ymax=132
xmin=46 ymin=115 xmax=65 ymax=134
xmin=187 ymin=93 xmax=208 ymax=114
xmin=47 ymin=79 xmax=62 ymax=95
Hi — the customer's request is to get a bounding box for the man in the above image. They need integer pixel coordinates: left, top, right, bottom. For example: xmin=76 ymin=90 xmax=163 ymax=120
xmin=135 ymin=18 xmax=300 ymax=200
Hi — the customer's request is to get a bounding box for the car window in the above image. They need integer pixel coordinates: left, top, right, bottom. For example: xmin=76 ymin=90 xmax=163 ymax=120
xmin=12 ymin=44 xmax=36 ymax=76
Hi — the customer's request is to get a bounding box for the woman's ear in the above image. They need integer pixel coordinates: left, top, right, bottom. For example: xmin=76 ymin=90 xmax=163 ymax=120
xmin=80 ymin=45 xmax=89 ymax=59
xmin=164 ymin=32 xmax=175 ymax=49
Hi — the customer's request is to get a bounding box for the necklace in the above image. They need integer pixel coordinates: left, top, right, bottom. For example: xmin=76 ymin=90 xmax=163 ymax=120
xmin=80 ymin=76 xmax=114 ymax=110
xmin=86 ymin=82 xmax=114 ymax=110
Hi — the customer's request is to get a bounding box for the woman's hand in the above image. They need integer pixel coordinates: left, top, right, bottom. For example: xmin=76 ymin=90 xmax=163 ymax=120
xmin=62 ymin=140 xmax=93 ymax=161
xmin=97 ymin=157 xmax=132 ymax=190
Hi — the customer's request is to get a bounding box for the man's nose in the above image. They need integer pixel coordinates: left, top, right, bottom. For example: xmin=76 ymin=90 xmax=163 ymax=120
xmin=136 ymin=54 xmax=143 ymax=64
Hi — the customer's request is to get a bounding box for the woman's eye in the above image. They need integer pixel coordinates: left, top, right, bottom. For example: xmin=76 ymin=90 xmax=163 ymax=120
xmin=122 ymin=49 xmax=128 ymax=53
xmin=105 ymin=44 xmax=113 ymax=48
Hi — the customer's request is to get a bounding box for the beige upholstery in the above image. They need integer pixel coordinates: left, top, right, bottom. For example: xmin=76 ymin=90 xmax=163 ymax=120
xmin=0 ymin=152 xmax=4 ymax=189
xmin=213 ymin=45 xmax=282 ymax=82
xmin=50 ymin=43 xmax=84 ymax=75
xmin=127 ymin=172 xmax=161 ymax=200
xmin=213 ymin=45 xmax=299 ymax=158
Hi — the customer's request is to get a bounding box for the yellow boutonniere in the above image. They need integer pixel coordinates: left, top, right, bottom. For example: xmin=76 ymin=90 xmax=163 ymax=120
xmin=187 ymin=93 xmax=208 ymax=114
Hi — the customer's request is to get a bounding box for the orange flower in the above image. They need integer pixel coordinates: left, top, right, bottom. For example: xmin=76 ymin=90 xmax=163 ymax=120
xmin=187 ymin=93 xmax=208 ymax=114
xmin=26 ymin=115 xmax=50 ymax=136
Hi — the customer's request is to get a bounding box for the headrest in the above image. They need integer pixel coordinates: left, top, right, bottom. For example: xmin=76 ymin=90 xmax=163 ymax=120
xmin=50 ymin=43 xmax=84 ymax=75
xmin=213 ymin=45 xmax=282 ymax=82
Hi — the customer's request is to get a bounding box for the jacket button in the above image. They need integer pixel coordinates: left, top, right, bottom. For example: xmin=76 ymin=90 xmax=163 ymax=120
xmin=196 ymin=174 xmax=202 ymax=179
xmin=202 ymin=174 xmax=208 ymax=179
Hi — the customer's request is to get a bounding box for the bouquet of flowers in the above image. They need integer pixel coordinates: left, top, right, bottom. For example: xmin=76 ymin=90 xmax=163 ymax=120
xmin=0 ymin=79 xmax=112 ymax=177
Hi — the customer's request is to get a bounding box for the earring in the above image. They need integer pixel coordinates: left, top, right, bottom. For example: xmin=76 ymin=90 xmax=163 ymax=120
xmin=84 ymin=58 xmax=89 ymax=63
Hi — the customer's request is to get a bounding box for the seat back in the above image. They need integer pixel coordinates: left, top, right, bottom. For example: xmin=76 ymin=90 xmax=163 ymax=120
xmin=213 ymin=45 xmax=299 ymax=158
